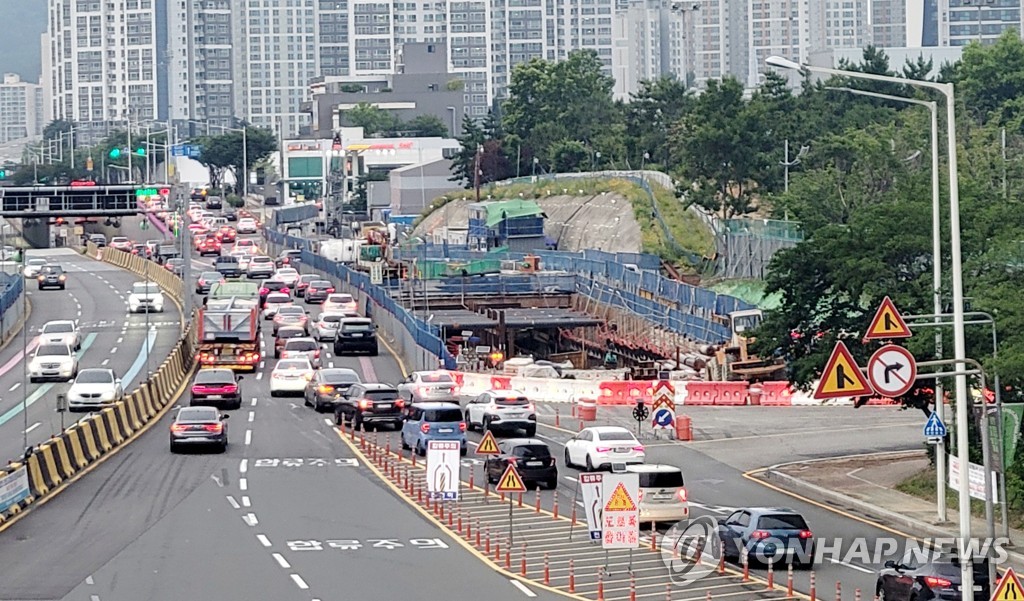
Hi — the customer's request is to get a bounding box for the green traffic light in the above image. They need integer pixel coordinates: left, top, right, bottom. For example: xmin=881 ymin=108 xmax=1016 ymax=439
xmin=109 ymin=148 xmax=121 ymax=159
xmin=0 ymin=170 xmax=6 ymax=179
xmin=135 ymin=147 xmax=146 ymax=156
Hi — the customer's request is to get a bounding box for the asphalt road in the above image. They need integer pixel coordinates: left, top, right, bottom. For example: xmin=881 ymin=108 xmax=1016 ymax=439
xmin=0 ymin=247 xmax=182 ymax=463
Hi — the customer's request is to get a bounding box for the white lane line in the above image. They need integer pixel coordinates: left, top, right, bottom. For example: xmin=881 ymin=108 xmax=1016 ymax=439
xmin=257 ymin=534 xmax=272 ymax=547
xmin=86 ymin=576 xmax=94 ymax=585
xmin=101 ymin=359 xmax=110 ymax=366
xmin=510 ymin=580 xmax=537 ymax=597
xmin=467 ymin=440 xmax=478 ymax=447
xmin=226 ymin=496 xmax=240 ymax=509
xmin=290 ymin=575 xmax=309 ymax=590
xmin=256 ymin=372 xmax=263 ymax=380
xmin=323 ymin=418 xmax=333 ymax=426
xmin=259 ymin=361 xmax=265 ymax=369
xmin=77 ymin=310 xmax=82 ymax=317
xmin=328 ymin=362 xmax=335 ymax=368
xmin=9 ymin=382 xmax=19 ymax=391
xmin=828 ymin=556 xmax=874 ymax=574
xmin=239 ymin=459 xmax=248 ymax=473
xmin=243 ymin=512 xmax=258 ymax=526
xmin=251 ymin=396 xmax=258 ymax=406
xmin=110 ymin=347 xmax=118 ymax=353
xmin=24 ymin=422 xmax=40 ymax=434
xmin=91 ymin=595 xmax=100 ymax=601
xmin=248 ymin=411 xmax=255 ymax=422
xmin=272 ymin=553 xmax=291 ymax=569
xmin=245 ymin=430 xmax=252 ymax=445
xmin=116 ymin=337 xmax=123 ymax=344
xmin=563 ymin=476 xmax=578 ymax=483
xmin=240 ymin=478 xmax=248 ymax=491
xmin=242 ymin=496 xmax=251 ymax=507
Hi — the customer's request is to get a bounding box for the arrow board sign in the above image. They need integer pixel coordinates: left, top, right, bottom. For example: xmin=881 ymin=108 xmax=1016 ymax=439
xmin=867 ymin=344 xmax=917 ymax=398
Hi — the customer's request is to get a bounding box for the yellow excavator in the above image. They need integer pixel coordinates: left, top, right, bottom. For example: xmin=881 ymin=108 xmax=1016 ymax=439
xmin=705 ymin=309 xmax=787 ymax=382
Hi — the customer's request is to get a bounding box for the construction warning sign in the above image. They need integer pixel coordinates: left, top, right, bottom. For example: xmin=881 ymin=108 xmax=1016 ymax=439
xmin=992 ymin=567 xmax=1024 ymax=601
xmin=813 ymin=341 xmax=875 ymax=400
xmin=495 ymin=463 xmax=527 ymax=493
xmin=604 ymin=483 xmax=638 ymax=512
xmin=475 ymin=430 xmax=500 ymax=455
xmin=600 ymin=473 xmax=639 ymax=550
xmin=864 ymin=296 xmax=912 ymax=340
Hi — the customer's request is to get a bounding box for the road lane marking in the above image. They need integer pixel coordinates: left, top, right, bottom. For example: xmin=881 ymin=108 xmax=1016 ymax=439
xmin=25 ymin=422 xmax=44 ymax=435
xmin=86 ymin=576 xmax=94 ymax=585
xmin=272 ymin=553 xmax=291 ymax=569
xmin=110 ymin=347 xmax=118 ymax=353
xmin=248 ymin=411 xmax=255 ymax=422
xmin=328 ymin=362 xmax=334 ymax=368
xmin=290 ymin=575 xmax=309 ymax=590
xmin=242 ymin=496 xmax=251 ymax=507
xmin=121 ymin=328 xmax=158 ymax=389
xmin=101 ymin=359 xmax=109 ymax=366
xmin=828 ymin=556 xmax=874 ymax=574
xmin=256 ymin=372 xmax=263 ymax=380
xmin=240 ymin=478 xmax=247 ymax=491
xmin=243 ymin=512 xmax=258 ymax=526
xmin=257 ymin=534 xmax=272 ymax=547
xmin=226 ymin=496 xmax=240 ymax=509
xmin=116 ymin=337 xmax=123 ymax=344
xmin=239 ymin=459 xmax=248 ymax=473
xmin=9 ymin=383 xmax=19 ymax=391
xmin=510 ymin=580 xmax=537 ymax=597
xmin=358 ymin=355 xmax=377 ymax=382
xmin=245 ymin=430 xmax=252 ymax=445
xmin=251 ymin=397 xmax=258 ymax=406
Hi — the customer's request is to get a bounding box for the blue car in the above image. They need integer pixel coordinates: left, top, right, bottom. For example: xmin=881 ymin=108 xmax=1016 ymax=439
xmin=718 ymin=507 xmax=815 ymax=567
xmin=400 ymin=402 xmax=468 ymax=457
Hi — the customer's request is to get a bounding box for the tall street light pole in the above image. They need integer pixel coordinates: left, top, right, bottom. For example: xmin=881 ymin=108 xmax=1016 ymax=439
xmin=767 ymin=56 xmax=976 ymax=601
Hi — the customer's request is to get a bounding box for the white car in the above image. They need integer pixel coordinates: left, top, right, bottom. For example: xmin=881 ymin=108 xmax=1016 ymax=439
xmin=67 ymin=368 xmax=124 ymax=412
xmin=236 ymin=218 xmax=258 ymax=234
xmin=274 ymin=267 xmax=300 ymax=287
xmin=40 ymin=320 xmax=81 ymax=350
xmin=563 ymin=426 xmax=646 ymax=471
xmin=280 ymin=337 xmax=322 ymax=368
xmin=231 ymin=250 xmax=252 ymax=270
xmin=312 ymin=311 xmax=346 ymax=341
xmin=262 ymin=292 xmax=293 ymax=319
xmin=246 ymin=255 xmax=275 ymax=279
xmin=23 ymin=258 xmax=48 ymax=278
xmin=109 ymin=236 xmax=132 ymax=251
xmin=397 ymin=371 xmax=457 ymax=402
xmin=29 ymin=343 xmax=78 ymax=382
xmin=626 ymin=464 xmax=689 ymax=523
xmin=269 ymin=357 xmax=314 ymax=396
xmin=464 ymin=389 xmax=537 ymax=436
xmin=235 ymin=239 xmax=258 ymax=253
xmin=322 ymin=293 xmax=358 ymax=314
xmin=128 ymin=281 xmax=165 ymax=313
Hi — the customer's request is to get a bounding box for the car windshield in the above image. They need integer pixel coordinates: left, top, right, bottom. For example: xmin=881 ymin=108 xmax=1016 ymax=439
xmin=195 ymin=370 xmax=235 ymax=384
xmin=420 ymin=373 xmax=454 ymax=383
xmin=178 ymin=407 xmax=219 ymax=422
xmin=76 ymin=370 xmax=114 ymax=384
xmin=277 ymin=269 xmax=298 ymax=276
xmin=596 ymin=431 xmax=636 ymax=442
xmin=278 ymin=307 xmax=304 ymax=316
xmin=335 ymin=294 xmax=354 ymax=303
xmin=41 ymin=266 xmax=63 ymax=274
xmin=299 ymin=275 xmax=318 ymax=283
xmin=132 ymin=282 xmax=160 ymax=294
xmin=638 ymin=471 xmax=684 ymax=489
xmin=43 ymin=323 xmax=74 ymax=333
xmin=277 ymin=329 xmax=304 ymax=340
xmin=512 ymin=444 xmax=551 ymax=459
xmin=323 ymin=370 xmax=360 ymax=384
xmin=253 ymin=257 xmax=271 ymax=263
xmin=38 ymin=344 xmax=70 ymax=356
xmin=285 ymin=340 xmax=318 ymax=352
xmin=362 ymin=390 xmax=398 ymax=401
xmin=312 ymin=281 xmax=332 ymax=288
xmin=425 ymin=408 xmax=464 ymax=422
xmin=342 ymin=322 xmax=373 ymax=332
xmin=277 ymin=360 xmax=309 ymax=370
xmin=756 ymin=514 xmax=809 ymax=530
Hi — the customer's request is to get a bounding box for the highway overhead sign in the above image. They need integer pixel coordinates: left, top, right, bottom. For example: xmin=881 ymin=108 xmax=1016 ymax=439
xmin=495 ymin=463 xmax=527 ymax=493
xmin=867 ymin=344 xmax=917 ymax=398
xmin=601 ymin=473 xmax=640 ymax=549
xmin=991 ymin=566 xmax=1024 ymax=601
xmin=923 ymin=411 xmax=947 ymax=439
xmin=864 ymin=296 xmax=912 ymax=340
xmin=475 ymin=430 xmax=500 ymax=455
xmin=813 ymin=341 xmax=874 ymax=400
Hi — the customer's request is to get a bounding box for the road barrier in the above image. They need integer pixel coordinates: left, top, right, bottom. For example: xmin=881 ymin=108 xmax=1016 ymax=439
xmin=0 ymin=245 xmax=194 ymax=528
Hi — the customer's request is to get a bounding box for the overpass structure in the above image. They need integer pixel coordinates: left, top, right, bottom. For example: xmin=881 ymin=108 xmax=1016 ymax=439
xmin=0 ymin=185 xmax=141 ymax=218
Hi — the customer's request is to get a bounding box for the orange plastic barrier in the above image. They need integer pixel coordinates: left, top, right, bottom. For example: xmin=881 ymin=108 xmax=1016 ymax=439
xmin=596 ymin=381 xmax=654 ymax=405
xmin=578 ymin=399 xmax=598 ymax=421
xmin=490 ymin=375 xmax=512 ymax=390
xmin=683 ymin=382 xmax=717 ymax=406
xmin=713 ymin=381 xmax=749 ymax=406
xmin=863 ymin=397 xmax=900 ymax=406
xmin=758 ymin=381 xmax=794 ymax=406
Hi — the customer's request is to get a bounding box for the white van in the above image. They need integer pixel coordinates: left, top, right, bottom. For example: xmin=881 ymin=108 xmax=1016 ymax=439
xmin=625 ymin=464 xmax=689 ymax=524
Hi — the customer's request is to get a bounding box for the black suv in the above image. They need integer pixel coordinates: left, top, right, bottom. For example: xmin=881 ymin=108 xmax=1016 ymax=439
xmin=214 ymin=255 xmax=242 ymax=278
xmin=334 ymin=383 xmax=403 ymax=430
xmin=275 ymin=249 xmax=302 ymax=268
xmin=37 ymin=264 xmax=66 ymax=290
xmin=333 ymin=317 xmax=378 ymax=356
xmin=205 ymin=195 xmax=223 ymax=210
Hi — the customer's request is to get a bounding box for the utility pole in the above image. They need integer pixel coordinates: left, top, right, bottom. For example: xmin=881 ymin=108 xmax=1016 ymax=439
xmin=474 ymin=145 xmax=483 ymax=203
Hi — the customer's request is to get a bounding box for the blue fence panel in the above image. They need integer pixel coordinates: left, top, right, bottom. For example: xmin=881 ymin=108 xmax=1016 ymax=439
xmin=0 ymin=275 xmax=22 ymax=315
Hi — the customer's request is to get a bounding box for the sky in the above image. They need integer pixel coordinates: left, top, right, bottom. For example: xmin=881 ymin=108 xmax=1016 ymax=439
xmin=0 ymin=1 xmax=47 ymax=82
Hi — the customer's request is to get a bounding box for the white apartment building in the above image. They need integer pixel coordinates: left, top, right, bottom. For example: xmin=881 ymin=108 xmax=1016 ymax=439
xmin=0 ymin=74 xmax=45 ymax=144
xmin=872 ymin=0 xmax=908 ymax=47
xmin=44 ymin=0 xmax=165 ymax=145
xmin=168 ymin=0 xmax=237 ymax=131
xmin=937 ymin=0 xmax=1023 ymax=46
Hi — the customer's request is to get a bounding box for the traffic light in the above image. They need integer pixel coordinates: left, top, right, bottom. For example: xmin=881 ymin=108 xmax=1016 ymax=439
xmin=0 ymin=169 xmax=6 ymax=179
xmin=135 ymin=147 xmax=146 ymax=156
xmin=109 ymin=147 xmax=122 ymax=159
xmin=55 ymin=217 xmax=64 ymax=226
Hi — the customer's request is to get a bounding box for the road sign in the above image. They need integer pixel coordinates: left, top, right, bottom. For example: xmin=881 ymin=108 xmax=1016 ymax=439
xmin=495 ymin=463 xmax=527 ymax=493
xmin=651 ymin=380 xmax=675 ymax=429
xmin=426 ymin=440 xmax=460 ymax=501
xmin=991 ymin=566 xmax=1024 ymax=601
xmin=653 ymin=408 xmax=674 ymax=428
xmin=632 ymin=404 xmax=650 ymax=422
xmin=813 ymin=341 xmax=874 ymax=399
xmin=923 ymin=411 xmax=947 ymax=438
xmin=864 ymin=296 xmax=912 ymax=340
xmin=601 ymin=473 xmax=640 ymax=549
xmin=476 ymin=430 xmax=500 ymax=455
xmin=579 ymin=473 xmax=604 ymax=541
xmin=867 ymin=344 xmax=917 ymax=398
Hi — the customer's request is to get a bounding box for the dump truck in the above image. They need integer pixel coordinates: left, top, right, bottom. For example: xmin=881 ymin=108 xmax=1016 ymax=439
xmin=705 ymin=309 xmax=787 ymax=382
xmin=197 ymin=294 xmax=261 ymax=371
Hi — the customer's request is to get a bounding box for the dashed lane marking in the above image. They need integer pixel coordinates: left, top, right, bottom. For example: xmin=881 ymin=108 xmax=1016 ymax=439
xmin=243 ymin=513 xmax=258 ymax=526
xmin=242 ymin=496 xmax=251 ymax=508
xmin=240 ymin=459 xmax=248 ymax=473
xmin=290 ymin=575 xmax=309 ymax=590
xmin=245 ymin=430 xmax=252 ymax=445
xmin=257 ymin=534 xmax=272 ymax=547
xmin=248 ymin=411 xmax=255 ymax=422
xmin=511 ymin=580 xmax=538 ymax=597
xmin=226 ymin=496 xmax=240 ymax=509
xmin=273 ymin=553 xmax=291 ymax=569
xmin=240 ymin=478 xmax=248 ymax=491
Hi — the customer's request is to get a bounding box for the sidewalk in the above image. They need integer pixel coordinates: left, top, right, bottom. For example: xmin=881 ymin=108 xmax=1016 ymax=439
xmin=762 ymin=451 xmax=1024 ymax=568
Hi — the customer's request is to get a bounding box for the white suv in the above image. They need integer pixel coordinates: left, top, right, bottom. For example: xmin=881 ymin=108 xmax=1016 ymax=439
xmin=246 ymin=255 xmax=275 ymax=279
xmin=626 ymin=464 xmax=689 ymax=523
xmin=128 ymin=281 xmax=165 ymax=313
xmin=29 ymin=343 xmax=79 ymax=382
xmin=40 ymin=320 xmax=81 ymax=350
xmin=464 ymin=389 xmax=537 ymax=436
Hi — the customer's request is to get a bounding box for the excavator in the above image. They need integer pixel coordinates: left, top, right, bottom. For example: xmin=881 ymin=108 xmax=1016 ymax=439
xmin=705 ymin=309 xmax=787 ymax=382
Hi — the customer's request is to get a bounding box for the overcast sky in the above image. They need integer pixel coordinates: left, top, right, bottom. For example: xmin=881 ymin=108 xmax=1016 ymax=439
xmin=0 ymin=2 xmax=46 ymax=82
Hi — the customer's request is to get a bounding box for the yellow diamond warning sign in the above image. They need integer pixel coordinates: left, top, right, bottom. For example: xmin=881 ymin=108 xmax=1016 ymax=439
xmin=992 ymin=567 xmax=1024 ymax=601
xmin=495 ymin=463 xmax=527 ymax=493
xmin=813 ymin=341 xmax=874 ymax=400
xmin=475 ymin=430 xmax=500 ymax=455
xmin=603 ymin=482 xmax=637 ymax=512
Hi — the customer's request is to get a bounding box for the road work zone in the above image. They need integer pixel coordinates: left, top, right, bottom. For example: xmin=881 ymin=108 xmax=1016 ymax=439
xmin=336 ymin=425 xmax=798 ymax=601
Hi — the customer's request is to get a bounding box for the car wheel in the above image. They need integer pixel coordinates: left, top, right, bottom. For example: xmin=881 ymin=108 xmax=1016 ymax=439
xmin=334 ymin=411 xmax=345 ymax=426
xmin=585 ymin=455 xmax=594 ymax=472
xmin=353 ymin=415 xmax=363 ymax=431
xmin=270 ymin=390 xmax=279 ymax=397
xmin=219 ymin=442 xmax=228 ymax=453
xmin=525 ymin=425 xmax=536 ymax=437
xmin=313 ymin=399 xmax=323 ymax=412
xmin=401 ymin=434 xmax=411 ymax=450
xmin=564 ymin=448 xmax=573 ymax=468
xmin=416 ymin=441 xmax=426 ymax=457
xmin=465 ymin=411 xmax=474 ymax=432
xmin=303 ymin=394 xmax=311 ymax=407
xmin=369 ymin=349 xmax=378 ymax=356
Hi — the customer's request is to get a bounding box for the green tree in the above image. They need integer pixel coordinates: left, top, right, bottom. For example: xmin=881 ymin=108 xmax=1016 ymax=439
xmin=549 ymin=140 xmax=589 ymax=172
xmin=403 ymin=114 xmax=450 ymax=137
xmin=343 ymin=102 xmax=400 ymax=136
xmin=624 ymin=77 xmax=693 ymax=168
xmin=42 ymin=119 xmax=74 ymax=142
xmin=902 ymin=54 xmax=935 ymax=81
xmin=952 ymin=31 xmax=1024 ymax=123
xmin=450 ymin=115 xmax=487 ymax=187
xmin=192 ymin=127 xmax=276 ymax=191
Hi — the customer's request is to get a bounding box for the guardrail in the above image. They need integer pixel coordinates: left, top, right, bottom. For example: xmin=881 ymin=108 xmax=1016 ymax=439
xmin=0 ymin=245 xmax=195 ymax=526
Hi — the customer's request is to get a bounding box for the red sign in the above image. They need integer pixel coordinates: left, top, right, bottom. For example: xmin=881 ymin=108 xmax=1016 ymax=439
xmin=70 ymin=180 xmax=96 ymax=187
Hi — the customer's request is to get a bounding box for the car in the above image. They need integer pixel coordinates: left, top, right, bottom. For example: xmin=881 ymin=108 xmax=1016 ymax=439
xmin=273 ymin=267 xmax=300 ymax=287
xmin=88 ymin=233 xmax=107 ymax=247
xmin=237 ymin=217 xmax=258 ymax=234
xmin=190 ymin=188 xmax=208 ymax=201
xmin=195 ymin=271 xmax=225 ymax=295
xmin=274 ymin=326 xmax=307 ymax=358
xmin=876 ymin=551 xmax=991 ymax=601
xmin=67 ymin=368 xmax=124 ymax=411
xmin=39 ymin=320 xmax=81 ymax=350
xmin=164 ymin=258 xmax=185 ymax=276
xmin=232 ymin=250 xmax=253 ymax=271
xmin=295 ymin=274 xmax=318 ymax=294
xmin=303 ymin=280 xmax=335 ymax=303
xmin=334 ymin=383 xmax=404 ymax=430
xmin=213 ymin=255 xmax=242 ymax=278
xmin=156 ymin=244 xmax=180 ymax=264
xmin=625 ymin=464 xmax=689 ymax=523
xmin=246 ymin=255 xmax=275 ymax=279
xmin=216 ymin=225 xmax=236 ymax=243
xmin=280 ymin=337 xmax=322 ymax=368
xmin=190 ymin=368 xmax=243 ymax=409
xmin=37 ymin=264 xmax=67 ymax=290
xmin=323 ymin=292 xmax=357 ymax=313
xmin=222 ymin=207 xmax=238 ymax=222
xmin=273 ymin=306 xmax=309 ymax=335
xmin=400 ymin=402 xmax=467 ymax=457
xmin=262 ymin=292 xmax=293 ymax=319
xmin=235 ymin=238 xmax=258 ymax=252
xmin=563 ymin=426 xmax=645 ymax=471
xmin=23 ymin=258 xmax=47 ymax=278
xmin=397 ymin=371 xmax=457 ymax=402
xmin=265 ymin=196 xmax=280 ymax=206
xmin=312 ymin=311 xmax=347 ymax=341
xmin=259 ymin=279 xmax=292 ymax=307
xmin=276 ymin=249 xmax=302 ymax=268
xmin=128 ymin=281 xmax=165 ymax=313
xmin=205 ymin=195 xmax=223 ymax=210
xmin=269 ymin=357 xmax=314 ymax=397
xmin=196 ymin=236 xmax=222 ymax=256
xmin=485 ymin=439 xmax=558 ymax=489
xmin=109 ymin=236 xmax=132 ymax=251
xmin=28 ymin=343 xmax=78 ymax=382
xmin=333 ymin=317 xmax=378 ymax=356
xmin=464 ymin=389 xmax=537 ymax=435
xmin=169 ymin=406 xmax=229 ymax=453
xmin=130 ymin=243 xmax=149 ymax=257
xmin=145 ymin=239 xmax=163 ymax=256
xmin=304 ymin=368 xmax=361 ymax=412
xmin=718 ymin=507 xmax=814 ymax=567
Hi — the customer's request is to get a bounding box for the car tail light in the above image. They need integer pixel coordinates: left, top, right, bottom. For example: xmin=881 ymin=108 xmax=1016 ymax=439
xmin=420 ymin=423 xmax=430 ymax=433
xmin=259 ymin=288 xmax=268 ymax=295
xmin=326 ymin=288 xmax=335 ymax=293
xmin=525 ymin=403 xmax=535 ymax=411
xmin=358 ymin=399 xmax=371 ymax=410
xmin=171 ymin=424 xmax=189 ymax=433
xmin=924 ymin=577 xmax=952 ymax=589
xmin=282 ymin=288 xmax=290 ymax=294
xmin=676 ymin=488 xmax=688 ymax=502
xmin=798 ymin=530 xmax=813 ymax=539
xmin=750 ymin=530 xmax=771 ymax=540
xmin=459 ymin=422 xmax=467 ymax=432
xmin=632 ymin=445 xmax=645 ymax=452
xmin=595 ymin=446 xmax=611 ymax=452
xmin=282 ymin=258 xmax=289 ymax=263
xmin=318 ymin=385 xmax=334 ymax=394
xmin=313 ymin=350 xmax=321 ymax=358
xmin=204 ymin=423 xmax=223 ymax=433
xmin=395 ymin=399 xmax=405 ymax=408
xmin=223 ymin=384 xmax=238 ymax=394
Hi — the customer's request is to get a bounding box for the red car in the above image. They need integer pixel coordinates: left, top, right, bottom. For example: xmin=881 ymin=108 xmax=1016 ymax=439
xmin=196 ymin=237 xmax=222 ymax=257
xmin=217 ymin=226 xmax=237 ymax=244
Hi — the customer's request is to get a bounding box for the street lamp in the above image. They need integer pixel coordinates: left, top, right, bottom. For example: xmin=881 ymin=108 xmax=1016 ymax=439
xmin=779 ymin=139 xmax=809 ymax=193
xmin=767 ymin=55 xmax=977 ymax=601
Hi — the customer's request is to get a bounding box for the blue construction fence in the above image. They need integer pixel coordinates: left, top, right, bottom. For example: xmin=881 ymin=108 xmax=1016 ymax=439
xmin=0 ymin=274 xmax=22 ymax=315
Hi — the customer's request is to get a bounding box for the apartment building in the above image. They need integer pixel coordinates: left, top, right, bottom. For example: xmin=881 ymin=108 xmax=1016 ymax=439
xmin=167 ymin=0 xmax=237 ymax=132
xmin=0 ymin=74 xmax=45 ymax=144
xmin=936 ymin=0 xmax=1023 ymax=46
xmin=872 ymin=0 xmax=908 ymax=47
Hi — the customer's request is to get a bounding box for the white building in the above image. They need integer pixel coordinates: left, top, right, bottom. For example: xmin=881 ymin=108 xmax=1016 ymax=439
xmin=167 ymin=0 xmax=238 ymax=131
xmin=871 ymin=0 xmax=908 ymax=48
xmin=0 ymin=74 xmax=45 ymax=145
xmin=937 ymin=0 xmax=1023 ymax=47
xmin=44 ymin=0 xmax=165 ymax=145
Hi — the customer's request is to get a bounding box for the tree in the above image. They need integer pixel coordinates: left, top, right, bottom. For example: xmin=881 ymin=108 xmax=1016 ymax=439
xmin=952 ymin=31 xmax=1024 ymax=122
xmin=549 ymin=140 xmax=588 ymax=172
xmin=902 ymin=54 xmax=935 ymax=81
xmin=343 ymin=102 xmax=399 ymax=136
xmin=624 ymin=77 xmax=693 ymax=168
xmin=192 ymin=127 xmax=276 ymax=191
xmin=42 ymin=119 xmax=74 ymax=142
xmin=450 ymin=116 xmax=487 ymax=187
xmin=404 ymin=114 xmax=450 ymax=137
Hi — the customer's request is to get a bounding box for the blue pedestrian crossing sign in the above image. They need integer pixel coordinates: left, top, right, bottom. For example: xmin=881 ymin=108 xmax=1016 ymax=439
xmin=653 ymin=408 xmax=674 ymax=428
xmin=923 ymin=412 xmax=947 ymax=438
